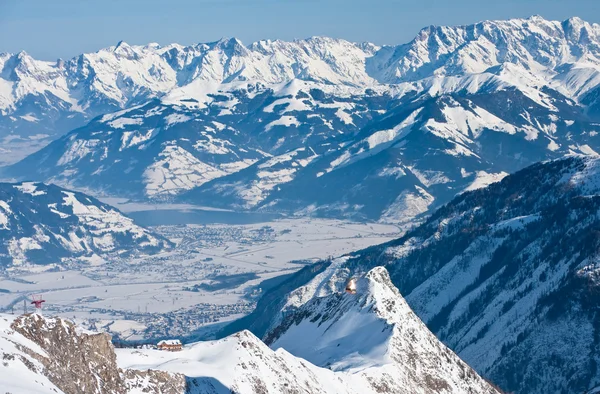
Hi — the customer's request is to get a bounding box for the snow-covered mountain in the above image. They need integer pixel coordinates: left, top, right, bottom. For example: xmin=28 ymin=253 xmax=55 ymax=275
xmin=0 ymin=182 xmax=170 ymax=268
xmin=265 ymin=267 xmax=499 ymax=393
xmin=0 ymin=36 xmax=379 ymax=143
xmin=120 ymin=266 xmax=499 ymax=393
xmin=5 ymin=16 xmax=600 ymax=221
xmin=0 ymin=302 xmax=499 ymax=394
xmin=222 ymin=155 xmax=600 ymax=393
xmin=5 ymin=89 xmax=386 ymax=199
xmin=4 ymin=15 xmax=600 ymax=132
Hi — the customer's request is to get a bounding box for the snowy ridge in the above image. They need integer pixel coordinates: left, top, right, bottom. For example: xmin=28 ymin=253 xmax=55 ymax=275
xmin=0 ymin=182 xmax=171 ymax=267
xmin=0 ymin=307 xmax=498 ymax=393
xmin=264 ymin=267 xmax=498 ymax=394
xmin=4 ymin=16 xmax=600 ymax=125
xmin=368 ymin=16 xmax=600 ymax=100
xmin=117 ymin=267 xmax=498 ymax=394
xmin=232 ymin=155 xmax=600 ymax=393
xmin=0 ymin=36 xmax=380 ymax=144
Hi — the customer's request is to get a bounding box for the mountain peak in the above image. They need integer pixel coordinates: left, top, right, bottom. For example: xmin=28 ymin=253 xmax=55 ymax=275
xmin=264 ymin=266 xmax=499 ymax=392
xmin=112 ymin=40 xmax=138 ymax=59
xmin=527 ymin=14 xmax=546 ymax=22
xmin=114 ymin=40 xmax=129 ymax=49
xmin=565 ymin=16 xmax=587 ymax=26
xmin=16 ymin=49 xmax=30 ymax=58
xmin=214 ymin=36 xmax=244 ymax=48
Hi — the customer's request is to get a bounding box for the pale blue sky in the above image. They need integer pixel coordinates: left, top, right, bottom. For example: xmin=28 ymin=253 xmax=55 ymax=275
xmin=1 ymin=0 xmax=599 ymax=60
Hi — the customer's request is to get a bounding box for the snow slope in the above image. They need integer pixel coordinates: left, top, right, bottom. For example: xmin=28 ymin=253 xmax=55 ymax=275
xmin=0 ymin=182 xmax=171 ymax=268
xmin=224 ymin=156 xmax=600 ymax=394
xmin=118 ymin=267 xmax=498 ymax=394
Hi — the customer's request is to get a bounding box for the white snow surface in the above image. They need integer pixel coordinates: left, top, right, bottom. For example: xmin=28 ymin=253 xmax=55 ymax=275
xmin=4 ymin=16 xmax=600 ymax=116
xmin=117 ymin=267 xmax=498 ymax=394
xmin=143 ymin=145 xmax=227 ymax=197
xmin=464 ymin=171 xmax=509 ymax=192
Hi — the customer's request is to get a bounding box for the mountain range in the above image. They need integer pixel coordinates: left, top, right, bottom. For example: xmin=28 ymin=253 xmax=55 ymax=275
xmin=4 ymin=16 xmax=600 ymax=222
xmin=4 ymin=14 xmax=600 ymax=394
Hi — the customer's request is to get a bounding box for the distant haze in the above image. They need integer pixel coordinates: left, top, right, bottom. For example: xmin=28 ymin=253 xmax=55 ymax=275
xmin=1 ymin=0 xmax=599 ymax=60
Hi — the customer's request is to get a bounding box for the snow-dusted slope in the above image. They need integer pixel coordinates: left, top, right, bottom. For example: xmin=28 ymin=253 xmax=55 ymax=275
xmin=6 ymin=87 xmax=384 ymax=199
xmin=225 ymin=156 xmax=600 ymax=393
xmin=0 ymin=182 xmax=170 ymax=267
xmin=117 ymin=267 xmax=499 ymax=394
xmin=370 ymin=17 xmax=600 ymax=89
xmin=256 ymin=92 xmax=599 ymax=221
xmin=119 ymin=330 xmax=370 ymax=394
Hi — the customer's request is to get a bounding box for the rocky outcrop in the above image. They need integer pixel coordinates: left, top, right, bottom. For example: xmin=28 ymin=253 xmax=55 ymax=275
xmin=122 ymin=369 xmax=187 ymax=393
xmin=9 ymin=314 xmax=185 ymax=394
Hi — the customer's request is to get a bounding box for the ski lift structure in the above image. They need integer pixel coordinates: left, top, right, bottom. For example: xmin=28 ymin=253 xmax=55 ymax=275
xmin=345 ymin=278 xmax=357 ymax=294
xmin=30 ymin=294 xmax=46 ymax=314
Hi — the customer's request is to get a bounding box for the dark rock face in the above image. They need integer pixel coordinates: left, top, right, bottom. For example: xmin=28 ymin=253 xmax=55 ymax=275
xmin=11 ymin=314 xmax=186 ymax=394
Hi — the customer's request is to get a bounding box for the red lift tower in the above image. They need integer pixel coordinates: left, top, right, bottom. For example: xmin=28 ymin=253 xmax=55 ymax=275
xmin=30 ymin=294 xmax=46 ymax=314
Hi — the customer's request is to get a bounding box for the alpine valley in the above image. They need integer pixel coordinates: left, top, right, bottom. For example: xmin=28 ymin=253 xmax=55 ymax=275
xmin=2 ymin=13 xmax=600 ymax=394
xmin=4 ymin=16 xmax=600 ymax=222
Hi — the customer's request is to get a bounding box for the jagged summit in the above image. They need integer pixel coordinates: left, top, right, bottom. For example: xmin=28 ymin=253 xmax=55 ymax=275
xmin=3 ymin=15 xmax=600 ymax=119
xmin=263 ymin=267 xmax=499 ymax=393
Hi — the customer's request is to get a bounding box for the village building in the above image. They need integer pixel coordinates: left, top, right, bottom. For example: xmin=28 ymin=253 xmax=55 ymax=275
xmin=157 ymin=339 xmax=182 ymax=351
